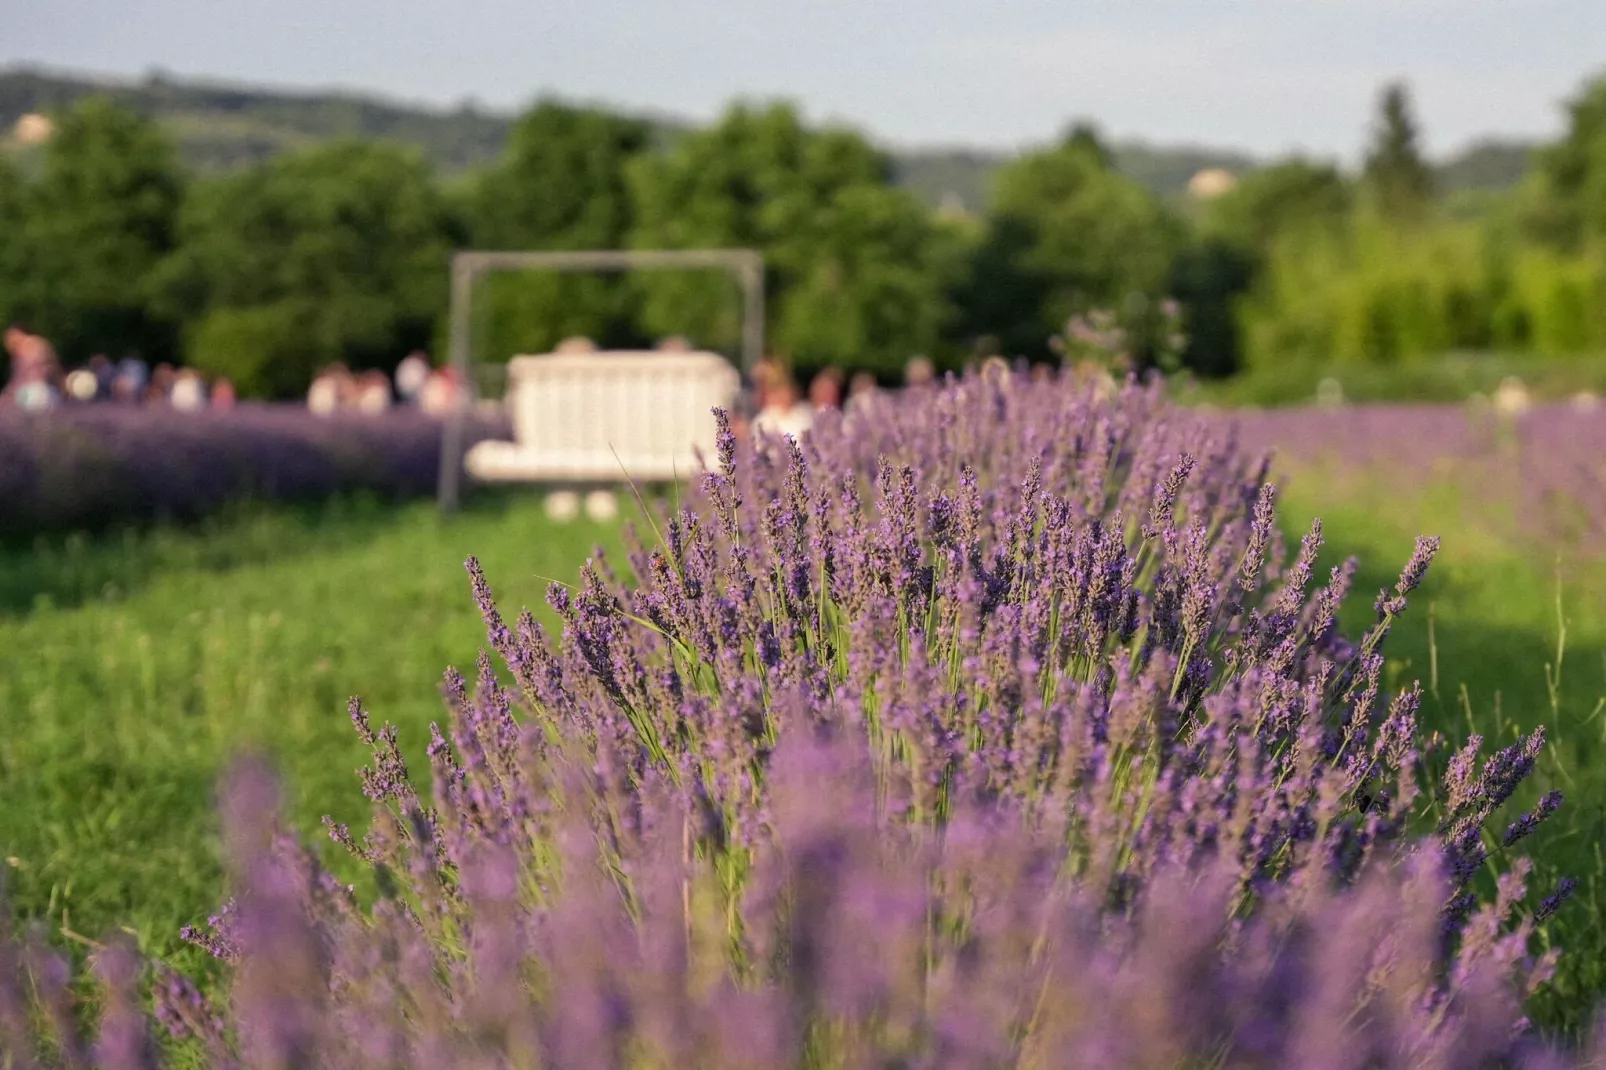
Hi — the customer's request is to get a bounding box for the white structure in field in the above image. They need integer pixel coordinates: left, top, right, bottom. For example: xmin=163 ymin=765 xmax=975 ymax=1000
xmin=435 ymin=248 xmax=763 ymax=513
xmin=464 ymin=349 xmax=741 ymax=518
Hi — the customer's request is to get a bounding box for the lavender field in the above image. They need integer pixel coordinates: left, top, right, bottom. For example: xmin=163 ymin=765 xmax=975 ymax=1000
xmin=0 ymin=404 xmax=509 ymax=540
xmin=1234 ymin=401 xmax=1606 ymax=554
xmin=3 ymin=374 xmax=1606 ymax=1067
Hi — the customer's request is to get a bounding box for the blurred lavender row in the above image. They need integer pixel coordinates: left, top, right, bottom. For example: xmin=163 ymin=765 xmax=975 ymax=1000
xmin=0 ymin=404 xmax=508 ymax=539
xmin=1231 ymin=400 xmax=1606 ymax=551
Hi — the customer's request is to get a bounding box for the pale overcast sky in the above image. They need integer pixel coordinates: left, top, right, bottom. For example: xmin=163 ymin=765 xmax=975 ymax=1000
xmin=4 ymin=0 xmax=1604 ymax=163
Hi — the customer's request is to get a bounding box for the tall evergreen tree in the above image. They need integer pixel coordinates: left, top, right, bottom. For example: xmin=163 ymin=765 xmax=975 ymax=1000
xmin=1363 ymin=82 xmax=1435 ymax=221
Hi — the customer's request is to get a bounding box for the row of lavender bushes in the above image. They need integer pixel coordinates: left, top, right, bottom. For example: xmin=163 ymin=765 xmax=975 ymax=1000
xmin=1231 ymin=401 xmax=1606 ymax=554
xmin=0 ymin=405 xmax=509 ymax=541
xmin=4 ymin=372 xmax=1603 ymax=1067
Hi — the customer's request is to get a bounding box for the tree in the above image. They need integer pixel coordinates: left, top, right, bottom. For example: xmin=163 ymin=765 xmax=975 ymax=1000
xmin=463 ymin=101 xmax=652 ymax=359
xmin=1063 ymin=121 xmax=1115 ymax=170
xmin=1202 ymin=159 xmax=1353 ymax=261
xmin=0 ymin=155 xmax=29 ymax=329
xmin=153 ymin=140 xmax=455 ymax=396
xmin=13 ymin=96 xmax=185 ymax=363
xmin=957 ymin=128 xmax=1181 ymax=359
xmin=1530 ymin=73 xmax=1606 ymax=251
xmin=627 ymin=101 xmax=955 ymax=375
xmin=1164 ymin=237 xmax=1256 ymax=378
xmin=1362 ymin=82 xmax=1435 ymax=221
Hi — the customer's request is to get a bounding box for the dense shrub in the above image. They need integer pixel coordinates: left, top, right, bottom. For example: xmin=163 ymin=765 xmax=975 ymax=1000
xmin=1239 ymin=216 xmax=1606 ymax=371
xmin=2 ymin=371 xmax=1598 ymax=1066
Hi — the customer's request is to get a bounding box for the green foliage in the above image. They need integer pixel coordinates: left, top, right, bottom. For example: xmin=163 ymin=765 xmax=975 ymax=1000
xmin=0 ymin=494 xmax=626 ymax=985
xmin=1165 ymin=236 xmax=1256 ymax=377
xmin=1202 ymin=158 xmax=1353 ymax=260
xmin=153 ymin=140 xmax=455 ymax=396
xmin=4 ymin=96 xmax=184 ymax=362
xmin=1533 ymin=75 xmax=1606 ymax=251
xmin=1238 ymin=211 xmax=1606 ymax=371
xmin=627 ymin=101 xmax=956 ymax=375
xmin=463 ymin=101 xmax=651 ymax=360
xmin=1507 ymin=249 xmax=1606 ymax=356
xmin=0 ymin=154 xmax=27 ymax=321
xmin=959 ymin=126 xmax=1182 ymax=360
xmin=1363 ymin=82 xmax=1436 ymax=221
xmin=9 ymin=67 xmax=1606 ymax=393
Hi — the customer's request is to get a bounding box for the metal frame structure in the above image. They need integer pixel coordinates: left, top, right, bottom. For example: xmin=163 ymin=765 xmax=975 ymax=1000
xmin=436 ymin=248 xmax=765 ymax=512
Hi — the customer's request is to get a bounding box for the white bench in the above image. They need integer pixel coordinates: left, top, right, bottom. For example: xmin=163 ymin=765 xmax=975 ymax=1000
xmin=464 ymin=350 xmax=741 ymax=519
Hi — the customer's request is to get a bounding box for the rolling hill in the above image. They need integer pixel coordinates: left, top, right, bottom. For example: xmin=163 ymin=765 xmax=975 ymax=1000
xmin=0 ymin=65 xmax=1539 ymax=213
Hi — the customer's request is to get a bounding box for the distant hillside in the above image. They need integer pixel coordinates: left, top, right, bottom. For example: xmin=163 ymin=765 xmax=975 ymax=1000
xmin=1435 ymin=137 xmax=1539 ymax=192
xmin=1110 ymin=142 xmax=1260 ymax=201
xmin=0 ymin=66 xmax=1541 ymax=214
xmin=0 ymin=66 xmax=514 ymax=174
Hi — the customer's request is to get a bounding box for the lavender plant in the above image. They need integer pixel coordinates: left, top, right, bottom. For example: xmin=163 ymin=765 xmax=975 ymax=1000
xmin=1 ymin=369 xmax=1597 ymax=1067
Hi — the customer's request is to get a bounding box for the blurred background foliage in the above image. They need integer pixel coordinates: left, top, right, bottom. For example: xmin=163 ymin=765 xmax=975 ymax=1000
xmin=5 ymin=67 xmax=1606 ymax=396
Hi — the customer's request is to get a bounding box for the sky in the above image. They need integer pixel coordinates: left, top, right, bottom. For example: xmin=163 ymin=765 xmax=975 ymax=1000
xmin=5 ymin=0 xmax=1605 ymax=163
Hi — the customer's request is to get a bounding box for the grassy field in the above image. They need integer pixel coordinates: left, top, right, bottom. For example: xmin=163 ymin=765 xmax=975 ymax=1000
xmin=1 ymin=463 xmax=1603 ymax=1036
xmin=0 ymin=491 xmax=628 ymax=986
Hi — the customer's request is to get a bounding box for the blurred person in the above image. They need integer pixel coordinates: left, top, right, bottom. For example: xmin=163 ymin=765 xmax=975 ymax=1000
xmin=210 ymin=377 xmax=237 ymax=411
xmin=751 ymin=371 xmax=813 ymax=440
xmin=113 ymin=356 xmax=149 ymax=404
xmin=555 ymin=336 xmax=597 ymax=354
xmin=655 ymin=335 xmax=694 ymax=352
xmin=1493 ymin=376 xmax=1532 ymax=419
xmin=418 ymin=366 xmax=462 ymax=417
xmin=308 ymin=364 xmax=350 ymax=417
xmin=65 ymin=368 xmax=100 ymax=403
xmin=3 ymin=325 xmax=35 ymax=404
xmin=14 ymin=378 xmax=59 ymax=411
xmin=904 ymin=355 xmax=936 ymax=389
xmin=808 ymin=367 xmax=845 ymax=411
xmin=88 ymin=354 xmax=115 ymax=400
xmin=144 ymin=362 xmax=178 ymax=406
xmin=980 ymin=355 xmax=1010 ymax=387
xmin=355 ymin=369 xmax=393 ymax=414
xmin=4 ymin=326 xmax=63 ymax=410
xmin=1029 ymin=362 xmax=1055 ymax=384
xmin=395 ymin=351 xmax=431 ymax=404
xmin=844 ymin=371 xmax=886 ymax=424
xmin=733 ymin=356 xmax=779 ymax=434
xmin=170 ymin=368 xmax=208 ymax=412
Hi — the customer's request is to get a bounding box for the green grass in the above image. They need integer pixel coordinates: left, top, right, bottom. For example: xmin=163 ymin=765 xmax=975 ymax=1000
xmin=1 ymin=462 xmax=1603 ymax=1041
xmin=1275 ymin=465 xmax=1606 ymax=1040
xmin=0 ymin=490 xmax=627 ymax=984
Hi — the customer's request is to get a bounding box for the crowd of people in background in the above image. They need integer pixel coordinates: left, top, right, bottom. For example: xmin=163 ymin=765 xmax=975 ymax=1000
xmin=3 ymin=323 xmax=240 ymax=412
xmin=737 ymin=352 xmax=942 ymax=442
xmin=6 ymin=322 xmax=987 ymax=433
xmin=303 ymin=351 xmax=465 ymax=418
xmin=1 ymin=327 xmax=464 ymax=418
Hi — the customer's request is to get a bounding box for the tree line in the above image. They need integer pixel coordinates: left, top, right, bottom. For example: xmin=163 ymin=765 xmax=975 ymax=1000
xmin=2 ymin=74 xmax=1605 ymax=398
